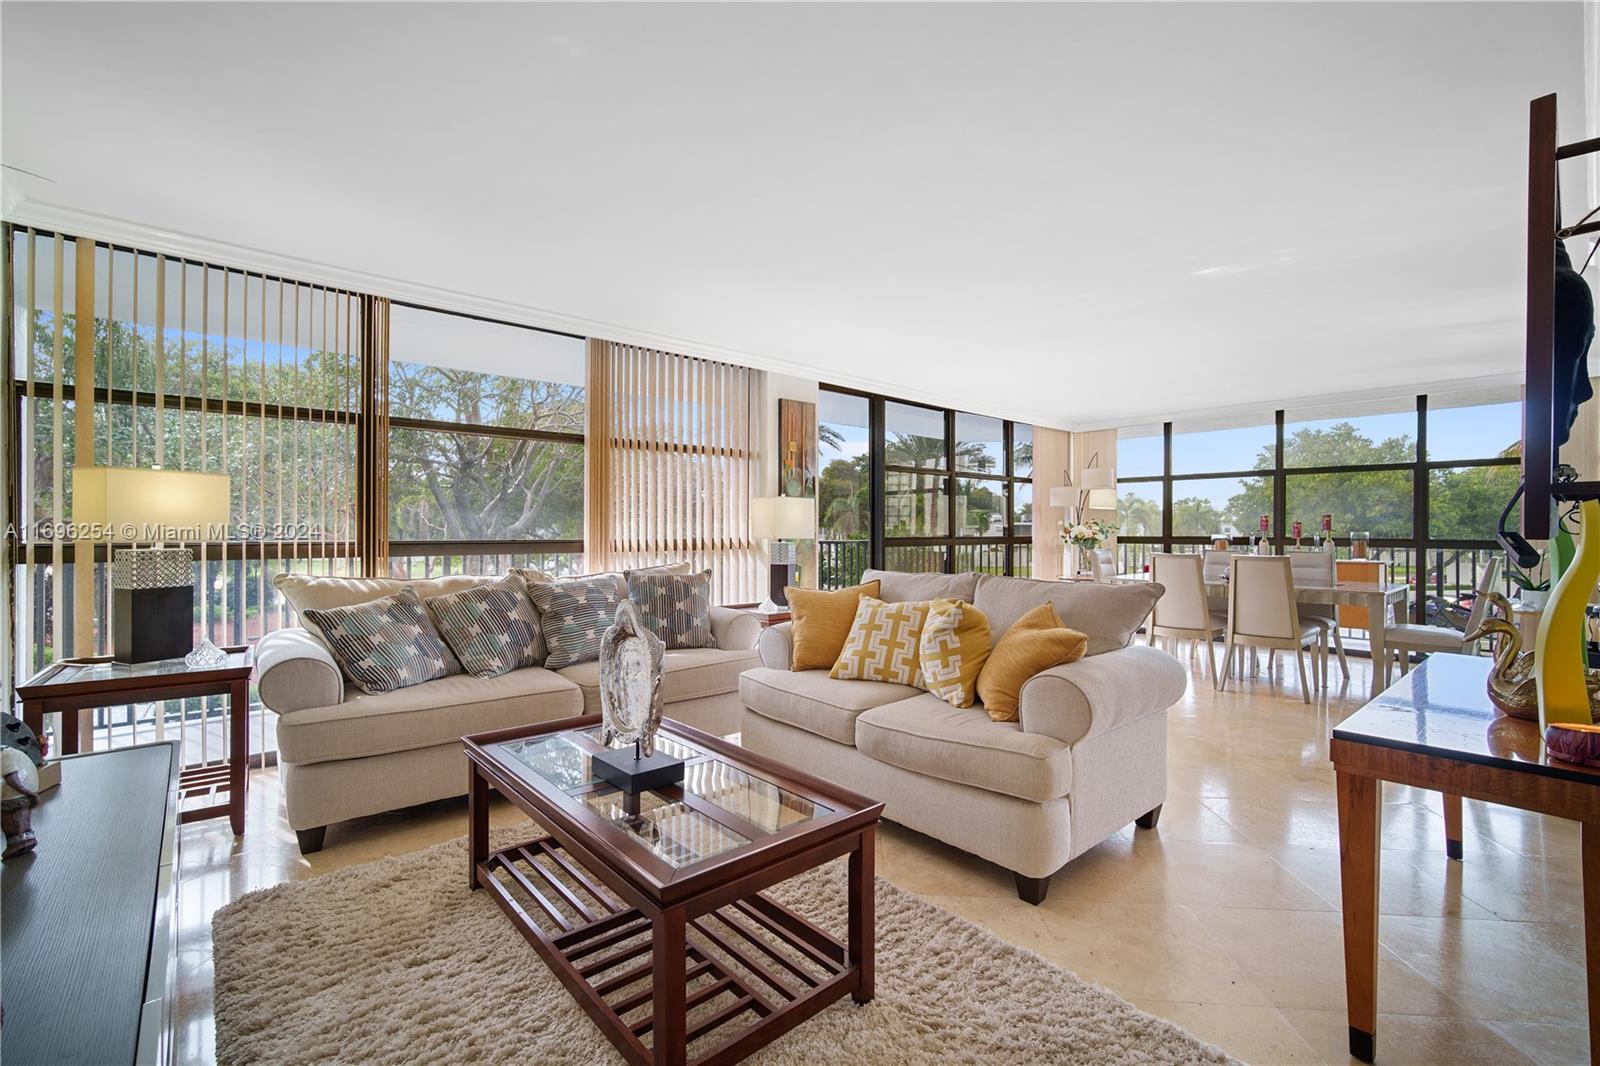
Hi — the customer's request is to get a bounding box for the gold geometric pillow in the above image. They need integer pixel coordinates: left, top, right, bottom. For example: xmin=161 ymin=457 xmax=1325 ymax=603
xmin=829 ymin=596 xmax=935 ymax=687
xmin=919 ymin=599 xmax=992 ymax=708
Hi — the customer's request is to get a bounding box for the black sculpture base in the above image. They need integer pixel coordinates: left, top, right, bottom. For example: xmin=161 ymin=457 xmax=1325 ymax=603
xmin=591 ymin=744 xmax=686 ymax=819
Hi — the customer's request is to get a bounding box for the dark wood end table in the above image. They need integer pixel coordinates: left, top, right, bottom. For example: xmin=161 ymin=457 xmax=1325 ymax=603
xmin=1332 ymin=653 xmax=1600 ymax=1063
xmin=16 ymin=648 xmax=254 ymax=835
xmin=464 ymin=715 xmax=882 ymax=1066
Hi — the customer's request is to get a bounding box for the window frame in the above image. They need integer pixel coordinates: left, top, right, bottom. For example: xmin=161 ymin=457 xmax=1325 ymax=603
xmin=1115 ymin=398 xmax=1521 ymax=623
xmin=820 ymin=383 xmax=1033 ymax=584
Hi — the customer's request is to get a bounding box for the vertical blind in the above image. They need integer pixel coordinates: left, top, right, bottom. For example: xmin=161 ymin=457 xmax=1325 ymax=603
xmin=586 ymin=341 xmax=759 ymax=604
xmin=9 ymin=228 xmax=363 ymax=686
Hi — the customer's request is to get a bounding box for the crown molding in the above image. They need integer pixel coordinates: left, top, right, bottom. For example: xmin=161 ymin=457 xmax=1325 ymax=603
xmin=0 ymin=198 xmax=1080 ymax=432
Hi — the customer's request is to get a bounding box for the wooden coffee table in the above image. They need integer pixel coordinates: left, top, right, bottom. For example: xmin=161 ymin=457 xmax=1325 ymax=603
xmin=463 ymin=715 xmax=883 ymax=1066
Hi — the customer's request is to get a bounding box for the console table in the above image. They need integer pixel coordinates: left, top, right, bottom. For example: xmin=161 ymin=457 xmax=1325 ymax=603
xmin=1 ymin=743 xmax=181 ymax=1065
xmin=1331 ymin=653 xmax=1600 ymax=1063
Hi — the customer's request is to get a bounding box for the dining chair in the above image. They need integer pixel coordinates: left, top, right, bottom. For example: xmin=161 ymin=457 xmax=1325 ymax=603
xmin=1220 ymin=555 xmax=1326 ymax=704
xmin=1287 ymin=549 xmax=1350 ymax=688
xmin=1386 ymin=556 xmax=1502 ymax=677
xmin=1202 ymin=549 xmax=1234 ymax=583
xmin=1148 ymin=553 xmax=1228 ymax=679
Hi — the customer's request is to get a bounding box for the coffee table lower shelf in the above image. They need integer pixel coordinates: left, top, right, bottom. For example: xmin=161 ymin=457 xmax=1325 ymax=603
xmin=476 ymin=836 xmax=862 ymax=1066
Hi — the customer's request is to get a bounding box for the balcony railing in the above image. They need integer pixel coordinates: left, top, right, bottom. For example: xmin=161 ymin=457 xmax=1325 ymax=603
xmin=817 ymin=539 xmax=1034 ymax=590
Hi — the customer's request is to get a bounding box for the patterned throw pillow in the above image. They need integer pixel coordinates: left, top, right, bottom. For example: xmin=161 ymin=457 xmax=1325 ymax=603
xmin=920 ymin=599 xmax=993 ymax=708
xmin=302 ymin=587 xmax=453 ymax=694
xmin=626 ymin=569 xmax=717 ymax=650
xmin=525 ymin=575 xmax=627 ymax=670
xmin=426 ymin=575 xmax=544 ymax=678
xmin=975 ymin=602 xmax=1088 ymax=722
xmin=830 ymin=596 xmax=936 ymax=687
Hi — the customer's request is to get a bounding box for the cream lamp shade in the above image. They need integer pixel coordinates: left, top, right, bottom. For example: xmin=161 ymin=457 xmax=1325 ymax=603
xmin=73 ymin=466 xmax=232 ymax=542
xmin=1079 ymin=467 xmax=1117 ymax=510
xmin=1048 ymin=486 xmax=1075 ymax=509
xmin=750 ymin=496 xmax=815 ymax=540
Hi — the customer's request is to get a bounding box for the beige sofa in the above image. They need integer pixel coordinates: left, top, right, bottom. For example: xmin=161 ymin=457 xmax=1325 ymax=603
xmin=738 ymin=568 xmax=1184 ymax=904
xmin=254 ymin=573 xmax=761 ymax=853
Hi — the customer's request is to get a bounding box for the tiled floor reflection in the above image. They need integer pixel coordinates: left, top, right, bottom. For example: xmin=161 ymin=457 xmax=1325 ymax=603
xmin=173 ymin=650 xmax=1591 ymax=1064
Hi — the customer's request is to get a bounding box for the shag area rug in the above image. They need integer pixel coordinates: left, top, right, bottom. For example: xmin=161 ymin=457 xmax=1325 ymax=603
xmin=213 ymin=827 xmax=1236 ymax=1065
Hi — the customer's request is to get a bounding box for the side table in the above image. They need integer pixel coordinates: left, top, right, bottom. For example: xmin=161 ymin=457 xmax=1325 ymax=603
xmin=16 ymin=648 xmax=254 ymax=835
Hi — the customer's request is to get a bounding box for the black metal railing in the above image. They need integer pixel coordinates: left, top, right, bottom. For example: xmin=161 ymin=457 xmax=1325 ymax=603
xmin=817 ymin=539 xmax=1035 ymax=589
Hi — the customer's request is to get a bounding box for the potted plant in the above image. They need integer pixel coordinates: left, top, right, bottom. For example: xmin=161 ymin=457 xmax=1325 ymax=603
xmin=1509 ymin=555 xmax=1552 ymax=611
xmin=1061 ymin=519 xmax=1118 ymax=581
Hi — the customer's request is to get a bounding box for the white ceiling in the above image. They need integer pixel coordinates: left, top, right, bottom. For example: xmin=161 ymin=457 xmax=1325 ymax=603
xmin=2 ymin=2 xmax=1592 ymax=430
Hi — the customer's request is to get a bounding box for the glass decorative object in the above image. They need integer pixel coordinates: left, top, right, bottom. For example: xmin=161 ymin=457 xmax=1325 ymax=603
xmin=1350 ymin=532 xmax=1371 ymax=560
xmin=184 ymin=638 xmax=228 ymax=670
xmin=598 ymin=601 xmax=666 ymax=758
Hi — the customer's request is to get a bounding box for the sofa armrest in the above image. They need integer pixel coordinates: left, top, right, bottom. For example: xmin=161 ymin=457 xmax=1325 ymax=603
xmin=709 ymin=606 xmax=762 ymax=651
xmin=1018 ymin=645 xmax=1186 ymax=746
xmin=255 ymin=627 xmax=345 ymax=715
xmin=757 ymin=622 xmax=794 ymax=671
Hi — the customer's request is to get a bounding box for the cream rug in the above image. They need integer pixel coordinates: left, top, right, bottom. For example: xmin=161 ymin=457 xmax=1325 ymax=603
xmin=213 ymin=827 xmax=1236 ymax=1065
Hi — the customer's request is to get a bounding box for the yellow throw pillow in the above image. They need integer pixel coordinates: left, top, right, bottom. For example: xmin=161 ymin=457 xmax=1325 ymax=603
xmin=919 ymin=599 xmax=992 ymax=708
xmin=787 ymin=581 xmax=882 ymax=671
xmin=830 ymin=596 xmax=936 ymax=686
xmin=976 ymin=602 xmax=1088 ymax=722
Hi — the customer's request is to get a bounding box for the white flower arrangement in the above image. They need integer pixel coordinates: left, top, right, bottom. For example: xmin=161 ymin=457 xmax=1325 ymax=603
xmin=1060 ymin=518 xmax=1117 ymax=552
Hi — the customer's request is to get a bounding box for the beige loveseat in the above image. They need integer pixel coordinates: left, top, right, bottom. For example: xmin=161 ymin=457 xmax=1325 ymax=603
xmin=254 ymin=573 xmax=761 ymax=853
xmin=738 ymin=569 xmax=1185 ymax=904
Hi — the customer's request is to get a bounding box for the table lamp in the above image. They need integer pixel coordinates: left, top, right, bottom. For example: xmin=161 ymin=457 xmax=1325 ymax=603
xmin=73 ymin=466 xmax=231 ymax=663
xmin=751 ymin=496 xmax=815 ymax=610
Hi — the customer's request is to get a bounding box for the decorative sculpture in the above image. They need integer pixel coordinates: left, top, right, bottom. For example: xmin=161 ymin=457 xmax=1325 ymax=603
xmin=1 ymin=714 xmax=44 ymax=859
xmin=1464 ymin=593 xmax=1539 ymax=720
xmin=598 ymin=600 xmax=666 ymax=759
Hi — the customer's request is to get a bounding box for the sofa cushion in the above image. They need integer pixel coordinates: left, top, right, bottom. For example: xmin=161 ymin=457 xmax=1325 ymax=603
xmin=274 ymin=667 xmax=583 ymax=765
xmin=975 ymin=602 xmax=1088 ymax=722
xmin=738 ymin=667 xmax=921 ymax=745
xmin=558 ymin=647 xmax=760 ymax=713
xmin=862 ymin=569 xmax=977 ymax=605
xmin=786 ymin=581 xmax=881 ymax=671
xmin=973 ymin=573 xmax=1162 ymax=655
xmin=302 ymin=588 xmax=454 ymax=694
xmin=626 ymin=569 xmax=717 ymax=650
xmin=920 ymin=599 xmax=991 ymax=708
xmin=854 ymin=695 xmax=1073 ymax=803
xmin=830 ymin=596 xmax=934 ymax=687
xmin=426 ymin=574 xmax=544 ymax=678
xmin=274 ymin=572 xmax=495 ymax=647
xmin=526 ymin=575 xmax=628 ymax=669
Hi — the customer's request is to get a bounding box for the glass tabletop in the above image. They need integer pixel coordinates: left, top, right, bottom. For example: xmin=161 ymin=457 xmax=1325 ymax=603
xmin=494 ymin=727 xmax=833 ymax=868
xmin=33 ymin=652 xmax=249 ymax=687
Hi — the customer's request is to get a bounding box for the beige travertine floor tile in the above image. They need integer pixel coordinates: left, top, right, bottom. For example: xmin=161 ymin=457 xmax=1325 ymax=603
xmin=1189 ymin=906 xmax=1465 ymax=1016
xmin=1127 ymin=999 xmax=1324 ymax=1063
xmin=167 ymin=653 xmax=1593 ymax=1065
xmin=1279 ymin=1006 xmax=1544 ymax=1065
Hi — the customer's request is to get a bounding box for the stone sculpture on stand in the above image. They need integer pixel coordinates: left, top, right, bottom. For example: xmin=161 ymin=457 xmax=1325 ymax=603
xmin=594 ymin=600 xmax=681 ymax=820
xmin=1 ymin=713 xmax=45 ymax=859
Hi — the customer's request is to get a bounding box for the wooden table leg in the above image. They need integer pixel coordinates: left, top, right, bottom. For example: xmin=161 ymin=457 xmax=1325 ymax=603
xmin=1583 ymin=823 xmax=1600 ymax=1065
xmin=1338 ymin=770 xmax=1381 ymax=1063
xmin=21 ymin=700 xmax=44 ymax=750
xmin=652 ymin=905 xmax=687 ymax=1066
xmin=850 ymin=824 xmax=876 ymax=1005
xmin=1442 ymin=792 xmax=1463 ymax=861
xmin=468 ymin=762 xmax=488 ymax=892
xmin=228 ymin=679 xmax=248 ymax=835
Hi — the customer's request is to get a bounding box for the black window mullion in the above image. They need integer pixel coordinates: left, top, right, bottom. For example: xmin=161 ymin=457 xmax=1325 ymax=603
xmin=1414 ymin=395 xmax=1428 ymax=623
xmin=1161 ymin=422 xmax=1174 ymax=553
xmin=1272 ymin=409 xmax=1286 ymax=552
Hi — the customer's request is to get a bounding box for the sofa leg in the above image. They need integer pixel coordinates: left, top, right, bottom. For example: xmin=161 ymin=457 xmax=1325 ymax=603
xmin=1135 ymin=804 xmax=1163 ymax=830
xmin=1014 ymin=873 xmax=1050 ymax=906
xmin=296 ymin=826 xmax=327 ymax=855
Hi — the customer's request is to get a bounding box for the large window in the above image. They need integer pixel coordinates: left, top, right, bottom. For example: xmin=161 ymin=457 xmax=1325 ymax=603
xmin=1115 ymin=392 xmax=1522 ymax=625
xmin=386 ymin=305 xmax=585 ymax=579
xmin=818 ymin=386 xmax=1033 ymax=588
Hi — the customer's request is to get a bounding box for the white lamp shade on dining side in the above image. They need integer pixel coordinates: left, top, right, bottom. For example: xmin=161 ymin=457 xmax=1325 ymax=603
xmin=1048 ymin=486 xmax=1075 ymax=509
xmin=750 ymin=496 xmax=816 ymax=541
xmin=72 ymin=466 xmax=232 ymax=542
xmin=1048 ymin=467 xmax=1117 ymax=512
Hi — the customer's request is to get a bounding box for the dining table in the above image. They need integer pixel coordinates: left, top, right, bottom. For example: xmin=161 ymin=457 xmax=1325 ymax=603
xmin=1114 ymin=570 xmax=1411 ymax=699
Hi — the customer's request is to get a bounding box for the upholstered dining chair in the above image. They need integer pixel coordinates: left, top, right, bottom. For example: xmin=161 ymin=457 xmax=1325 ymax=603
xmin=1148 ymin=553 xmax=1228 ymax=679
xmin=1386 ymin=556 xmax=1502 ymax=679
xmin=1091 ymin=548 xmax=1116 ymax=580
xmin=1287 ymin=549 xmax=1349 ymax=689
xmin=1202 ymin=549 xmax=1234 ymax=583
xmin=1219 ymin=555 xmax=1326 ymax=704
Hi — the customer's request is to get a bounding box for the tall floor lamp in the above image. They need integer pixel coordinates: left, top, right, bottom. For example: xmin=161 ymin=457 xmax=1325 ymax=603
xmin=1048 ymin=459 xmax=1116 ymax=577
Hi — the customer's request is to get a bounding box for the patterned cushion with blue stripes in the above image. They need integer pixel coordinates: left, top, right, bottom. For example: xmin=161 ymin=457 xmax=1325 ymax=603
xmin=426 ymin=574 xmax=544 ymax=678
xmin=303 ymin=586 xmax=453 ymax=694
xmin=525 ymin=575 xmax=627 ymax=670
